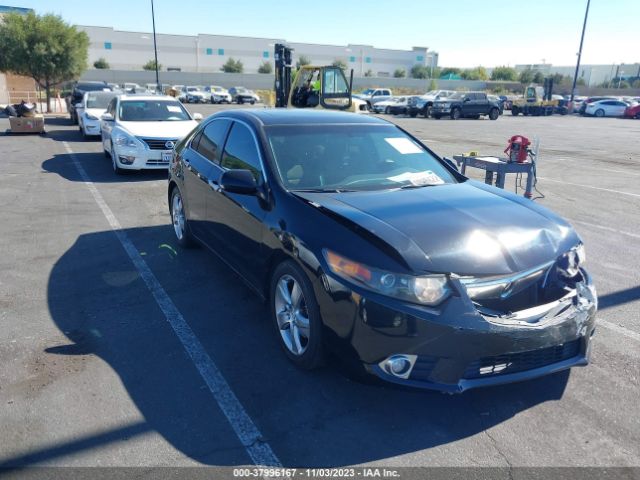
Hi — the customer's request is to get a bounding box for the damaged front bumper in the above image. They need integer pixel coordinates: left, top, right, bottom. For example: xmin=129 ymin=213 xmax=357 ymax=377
xmin=317 ymin=267 xmax=597 ymax=393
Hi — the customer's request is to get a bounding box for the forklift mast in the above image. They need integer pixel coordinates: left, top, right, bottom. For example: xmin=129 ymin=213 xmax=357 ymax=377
xmin=543 ymin=77 xmax=554 ymax=101
xmin=274 ymin=43 xmax=293 ymax=108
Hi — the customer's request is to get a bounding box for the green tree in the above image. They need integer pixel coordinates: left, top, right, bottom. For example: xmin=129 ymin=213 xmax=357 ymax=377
xmin=532 ymin=71 xmax=545 ymax=84
xmin=143 ymin=59 xmax=162 ymax=71
xmin=490 ymin=66 xmax=517 ymax=81
xmin=296 ymin=55 xmax=311 ymax=69
xmin=220 ymin=57 xmax=243 ymax=73
xmin=93 ymin=57 xmax=110 ymax=69
xmin=393 ymin=68 xmax=406 ymax=78
xmin=618 ymin=80 xmax=630 ymax=89
xmin=258 ymin=61 xmax=273 ymax=74
xmin=461 ymin=66 xmax=488 ymax=81
xmin=430 ymin=66 xmax=441 ymax=79
xmin=428 ymin=79 xmax=438 ymax=90
xmin=632 ymin=79 xmax=640 ymax=89
xmin=519 ymin=69 xmax=535 ymax=84
xmin=0 ymin=12 xmax=89 ymax=112
xmin=410 ymin=65 xmax=429 ymax=79
xmin=440 ymin=67 xmax=461 ymax=78
xmin=332 ymin=59 xmax=347 ymax=70
xmin=364 ymin=69 xmax=373 ymax=77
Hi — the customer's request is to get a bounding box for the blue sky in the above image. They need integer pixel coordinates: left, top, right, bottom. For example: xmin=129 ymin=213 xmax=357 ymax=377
xmin=7 ymin=0 xmax=638 ymax=67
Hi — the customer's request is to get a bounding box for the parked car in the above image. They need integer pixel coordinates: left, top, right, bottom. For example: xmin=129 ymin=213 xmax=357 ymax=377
xmin=228 ymin=87 xmax=260 ymax=104
xmin=388 ymin=96 xmax=417 ymax=116
xmin=100 ymin=95 xmax=202 ymax=174
xmin=67 ymin=81 xmax=112 ymax=124
xmin=623 ymin=103 xmax=640 ymax=119
xmin=167 ymin=109 xmax=596 ymax=393
xmin=431 ymin=91 xmax=501 ymax=120
xmin=205 ymin=85 xmax=232 ymax=104
xmin=371 ymin=97 xmax=404 ymax=114
xmin=182 ymin=86 xmax=209 ymax=104
xmin=121 ymin=83 xmax=141 ymax=94
xmin=77 ymin=91 xmax=116 ymax=138
xmin=407 ymin=90 xmax=456 ymax=117
xmin=584 ymin=99 xmax=629 ymax=117
xmin=579 ymin=96 xmax=616 ymax=115
xmin=487 ymin=95 xmax=505 ymax=115
xmin=353 ymin=88 xmax=393 ymax=110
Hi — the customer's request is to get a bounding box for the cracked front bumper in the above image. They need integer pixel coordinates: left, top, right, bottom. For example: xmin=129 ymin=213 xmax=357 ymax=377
xmin=316 ymin=268 xmax=597 ymax=393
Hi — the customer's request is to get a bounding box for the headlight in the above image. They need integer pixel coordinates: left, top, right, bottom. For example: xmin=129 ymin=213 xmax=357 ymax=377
xmin=114 ymin=133 xmax=139 ymax=148
xmin=557 ymin=243 xmax=586 ymax=278
xmin=85 ymin=112 xmax=99 ymax=120
xmin=441 ymin=103 xmax=450 ymax=108
xmin=324 ymin=250 xmax=450 ymax=306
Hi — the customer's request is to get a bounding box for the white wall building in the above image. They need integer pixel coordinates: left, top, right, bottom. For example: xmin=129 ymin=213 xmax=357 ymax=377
xmin=515 ymin=63 xmax=640 ymax=86
xmin=78 ymin=25 xmax=438 ymax=77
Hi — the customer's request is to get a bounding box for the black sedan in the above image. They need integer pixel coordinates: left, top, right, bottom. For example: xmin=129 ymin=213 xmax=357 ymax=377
xmin=168 ymin=109 xmax=597 ymax=393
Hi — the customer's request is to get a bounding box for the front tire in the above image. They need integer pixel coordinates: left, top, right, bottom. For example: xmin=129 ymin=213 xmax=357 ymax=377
xmin=432 ymin=114 xmax=441 ymax=119
xmin=489 ymin=108 xmax=499 ymax=120
xmin=450 ymin=108 xmax=461 ymax=120
xmin=595 ymin=109 xmax=605 ymax=117
xmin=170 ymin=187 xmax=195 ymax=248
xmin=270 ymin=261 xmax=324 ymax=370
xmin=511 ymin=106 xmax=520 ymax=116
xmin=384 ymin=106 xmax=390 ymax=114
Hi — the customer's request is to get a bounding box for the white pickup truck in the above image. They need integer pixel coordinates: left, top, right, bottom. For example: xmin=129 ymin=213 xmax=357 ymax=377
xmin=353 ymin=88 xmax=393 ymax=110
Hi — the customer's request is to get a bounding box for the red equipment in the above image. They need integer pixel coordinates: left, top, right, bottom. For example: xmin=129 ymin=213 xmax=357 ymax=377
xmin=504 ymin=135 xmax=531 ymax=163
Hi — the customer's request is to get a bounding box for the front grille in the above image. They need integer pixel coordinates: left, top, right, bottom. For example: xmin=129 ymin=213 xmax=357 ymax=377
xmin=463 ymin=339 xmax=581 ymax=379
xmin=146 ymin=158 xmax=170 ymax=166
xmin=141 ymin=138 xmax=178 ymax=150
xmin=408 ymin=355 xmax=439 ymax=382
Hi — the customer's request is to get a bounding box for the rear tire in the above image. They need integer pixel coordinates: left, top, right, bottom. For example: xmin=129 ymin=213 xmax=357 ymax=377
xmin=170 ymin=187 xmax=195 ymax=248
xmin=511 ymin=107 xmax=520 ymax=116
xmin=635 ymin=112 xmax=640 ymax=119
xmin=270 ymin=260 xmax=324 ymax=370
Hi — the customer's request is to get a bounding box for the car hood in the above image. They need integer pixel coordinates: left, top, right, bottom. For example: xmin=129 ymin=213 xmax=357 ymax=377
xmin=294 ymin=181 xmax=580 ymax=276
xmin=118 ymin=120 xmax=198 ymax=138
xmin=85 ymin=108 xmax=107 ymax=118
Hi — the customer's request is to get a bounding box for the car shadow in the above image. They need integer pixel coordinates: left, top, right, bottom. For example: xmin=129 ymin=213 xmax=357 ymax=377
xmin=1 ymin=225 xmax=570 ymax=467
xmin=41 ymin=152 xmax=168 ymax=184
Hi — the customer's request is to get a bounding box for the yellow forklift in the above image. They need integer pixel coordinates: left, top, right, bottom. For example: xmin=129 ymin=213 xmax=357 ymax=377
xmin=511 ymin=77 xmax=567 ymax=116
xmin=274 ymin=43 xmax=367 ymax=113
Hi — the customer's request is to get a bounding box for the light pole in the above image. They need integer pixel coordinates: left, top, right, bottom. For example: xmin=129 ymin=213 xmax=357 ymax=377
xmin=618 ymin=69 xmax=625 ymax=89
xmin=151 ymin=0 xmax=160 ymax=92
xmin=570 ymin=0 xmax=590 ymax=107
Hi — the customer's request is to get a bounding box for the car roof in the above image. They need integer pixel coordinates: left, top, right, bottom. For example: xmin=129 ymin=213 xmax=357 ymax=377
xmin=117 ymin=94 xmax=178 ymax=101
xmin=212 ymin=108 xmax=391 ymax=127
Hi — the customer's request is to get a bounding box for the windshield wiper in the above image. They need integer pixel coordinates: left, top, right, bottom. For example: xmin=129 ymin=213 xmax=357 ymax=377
xmin=292 ymin=188 xmax=356 ymax=193
xmin=398 ymin=183 xmax=439 ymax=189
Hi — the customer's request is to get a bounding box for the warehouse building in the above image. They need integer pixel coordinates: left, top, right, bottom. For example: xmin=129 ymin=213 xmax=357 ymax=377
xmin=77 ymin=25 xmax=439 ymax=78
xmin=515 ymin=63 xmax=640 ymax=87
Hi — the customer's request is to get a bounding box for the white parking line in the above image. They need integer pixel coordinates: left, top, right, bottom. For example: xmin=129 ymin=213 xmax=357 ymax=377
xmin=538 ymin=177 xmax=640 ymax=198
xmin=599 ymin=320 xmax=640 ymax=343
xmin=63 ymin=141 xmax=281 ymax=467
xmin=570 ymin=219 xmax=640 ymax=240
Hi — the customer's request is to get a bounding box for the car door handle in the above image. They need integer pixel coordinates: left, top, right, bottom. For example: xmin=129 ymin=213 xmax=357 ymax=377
xmin=208 ymin=179 xmax=221 ymax=192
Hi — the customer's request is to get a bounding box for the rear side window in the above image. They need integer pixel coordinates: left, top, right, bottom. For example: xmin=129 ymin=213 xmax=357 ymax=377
xmin=196 ymin=119 xmax=231 ymax=163
xmin=221 ymin=123 xmax=263 ymax=181
xmin=476 ymin=93 xmax=487 ymax=100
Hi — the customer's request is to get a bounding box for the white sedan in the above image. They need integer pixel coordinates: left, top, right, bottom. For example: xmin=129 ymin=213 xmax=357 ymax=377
xmin=585 ymin=99 xmax=629 ymax=117
xmin=77 ymin=91 xmax=116 ymax=138
xmin=206 ymin=85 xmax=232 ymax=103
xmin=372 ymin=97 xmax=405 ymax=114
xmin=100 ymin=95 xmax=202 ymax=174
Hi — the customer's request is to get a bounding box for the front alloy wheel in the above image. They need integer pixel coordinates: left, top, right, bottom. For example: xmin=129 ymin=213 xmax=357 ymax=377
xmin=170 ymin=188 xmax=194 ymax=248
xmin=451 ymin=108 xmax=461 ymax=120
xmin=271 ymin=261 xmax=323 ymax=369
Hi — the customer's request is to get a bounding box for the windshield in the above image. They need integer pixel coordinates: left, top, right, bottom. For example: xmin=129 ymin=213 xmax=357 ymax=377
xmin=77 ymin=84 xmax=110 ymax=93
xmin=360 ymin=89 xmax=374 ymax=95
xmin=235 ymin=87 xmax=248 ymax=93
xmin=448 ymin=92 xmax=464 ymax=100
xmin=267 ymin=125 xmax=456 ymax=192
xmin=118 ymin=100 xmax=191 ymax=122
xmin=187 ymin=87 xmax=198 ymax=92
xmin=86 ymin=93 xmax=114 ymax=109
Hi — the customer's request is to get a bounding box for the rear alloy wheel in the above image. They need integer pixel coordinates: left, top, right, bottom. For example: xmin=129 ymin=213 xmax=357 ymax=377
xmin=635 ymin=112 xmax=640 ymax=119
xmin=595 ymin=109 xmax=605 ymax=118
xmin=450 ymin=108 xmax=461 ymax=120
xmin=170 ymin=188 xmax=195 ymax=248
xmin=270 ymin=261 xmax=323 ymax=369
xmin=489 ymin=108 xmax=499 ymax=120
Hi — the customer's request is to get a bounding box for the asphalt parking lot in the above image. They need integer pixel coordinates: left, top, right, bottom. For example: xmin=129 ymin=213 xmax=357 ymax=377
xmin=0 ymin=105 xmax=638 ymax=475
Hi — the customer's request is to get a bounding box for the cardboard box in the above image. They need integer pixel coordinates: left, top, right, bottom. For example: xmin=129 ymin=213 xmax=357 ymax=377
xmin=9 ymin=115 xmax=45 ymax=133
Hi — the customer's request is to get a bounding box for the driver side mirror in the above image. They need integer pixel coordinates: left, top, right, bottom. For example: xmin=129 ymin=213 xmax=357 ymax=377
xmin=101 ymin=113 xmax=114 ymax=122
xmin=220 ymin=169 xmax=258 ymax=195
xmin=75 ymin=103 xmax=83 ymax=109
xmin=193 ymin=113 xmax=203 ymax=122
xmin=463 ymin=97 xmax=471 ymax=102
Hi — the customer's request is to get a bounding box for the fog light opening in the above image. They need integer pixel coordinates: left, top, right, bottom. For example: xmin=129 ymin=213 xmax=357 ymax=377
xmin=379 ymin=354 xmax=417 ymax=379
xmin=118 ymin=155 xmax=135 ymax=165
